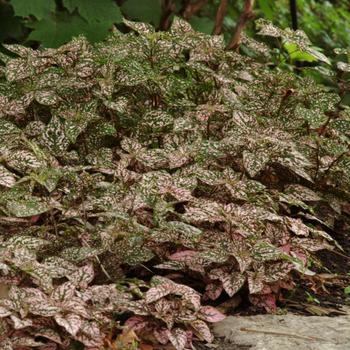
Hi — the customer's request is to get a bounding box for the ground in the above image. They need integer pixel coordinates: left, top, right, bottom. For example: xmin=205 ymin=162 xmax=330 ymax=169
xmin=200 ymin=226 xmax=350 ymax=350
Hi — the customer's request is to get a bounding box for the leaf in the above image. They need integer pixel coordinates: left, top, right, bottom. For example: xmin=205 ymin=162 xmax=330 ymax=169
xmin=285 ymin=217 xmax=309 ymax=236
xmin=247 ymin=269 xmax=265 ymax=294
xmin=0 ymin=119 xmax=21 ymax=135
xmin=61 ymin=247 xmax=102 ymax=262
xmin=284 ymin=184 xmax=321 ymax=201
xmin=169 ymin=250 xmax=197 ymax=261
xmin=42 ymin=116 xmax=70 ymax=155
xmin=229 ymin=240 xmax=252 ymax=273
xmin=67 ymin=264 xmax=94 ymax=289
xmin=6 ymin=197 xmax=50 ymax=217
xmin=170 ymin=16 xmax=194 ymax=34
xmin=183 ymin=201 xmax=222 ymax=223
xmin=155 ymin=261 xmax=186 ymax=270
xmin=284 ymin=42 xmax=317 ymax=63
xmin=190 ymin=320 xmax=213 ymax=343
xmin=0 ymin=306 xmax=12 ymax=318
xmin=221 ymin=272 xmax=246 ymax=297
xmin=0 ymin=165 xmax=16 ymax=188
xmin=189 ymin=16 xmax=215 ymax=35
xmin=198 ymin=306 xmax=226 ymax=323
xmin=10 ymin=0 xmax=55 ymax=20
xmin=31 ymin=168 xmax=62 ymax=192
xmin=63 ymin=0 xmax=122 ymax=24
xmin=145 ymin=284 xmax=173 ymax=304
xmin=257 ymin=0 xmax=273 ymax=20
xmin=243 ymin=149 xmax=270 ymax=177
xmin=74 ymin=332 xmax=103 ymax=347
xmin=175 ymin=284 xmax=201 ymax=310
xmin=0 ymin=339 xmax=12 ymax=350
xmin=330 ymin=119 xmax=350 ymax=133
xmin=305 ymin=47 xmax=331 ymax=65
xmin=0 ymin=2 xmax=23 ymax=42
xmin=154 ymin=327 xmax=170 ymax=344
xmin=5 ymin=58 xmax=31 ymax=82
xmin=11 ymin=336 xmax=44 ymax=347
xmin=10 ymin=315 xmax=33 ymax=329
xmin=55 ymin=313 xmax=82 ymax=336
xmin=35 ymin=90 xmax=60 ymax=106
xmin=256 ymin=19 xmax=282 ymax=37
xmin=264 ymin=262 xmax=293 ymax=283
xmin=63 ymin=299 xmax=89 ymax=321
xmin=337 ymin=61 xmax=350 ymax=72
xmin=123 ymin=18 xmax=155 ymax=34
xmin=51 ymin=281 xmax=76 ymax=302
xmin=80 ymin=320 xmax=102 ymax=338
xmin=121 ymin=0 xmax=161 ymax=26
xmin=166 ymin=328 xmax=188 ymax=350
xmin=6 ymin=150 xmax=44 ymax=173
xmin=252 ymin=242 xmax=284 ymax=262
xmin=42 ymin=257 xmax=77 ymax=278
xmin=6 ymin=236 xmax=48 ymax=250
xmin=27 ymin=265 xmax=54 ymax=292
xmin=28 ymin=299 xmax=61 ymax=317
xmin=28 ymin=13 xmax=114 ymax=47
xmin=35 ymin=328 xmax=62 ymax=345
xmin=167 ymin=221 xmax=202 ymax=245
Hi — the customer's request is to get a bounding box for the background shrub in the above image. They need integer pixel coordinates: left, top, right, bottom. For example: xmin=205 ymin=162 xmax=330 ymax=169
xmin=1 ymin=0 xmax=350 ymax=52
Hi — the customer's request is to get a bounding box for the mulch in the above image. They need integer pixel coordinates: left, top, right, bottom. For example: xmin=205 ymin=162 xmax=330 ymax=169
xmin=283 ymin=225 xmax=350 ymax=316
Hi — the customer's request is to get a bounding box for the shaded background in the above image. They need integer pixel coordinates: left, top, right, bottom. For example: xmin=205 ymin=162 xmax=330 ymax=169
xmin=0 ymin=0 xmax=349 ymax=52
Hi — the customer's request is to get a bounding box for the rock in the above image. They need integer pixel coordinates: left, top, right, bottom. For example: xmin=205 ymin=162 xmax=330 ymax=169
xmin=213 ymin=314 xmax=350 ymax=350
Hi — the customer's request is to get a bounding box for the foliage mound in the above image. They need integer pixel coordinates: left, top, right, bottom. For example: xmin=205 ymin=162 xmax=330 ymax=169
xmin=0 ymin=18 xmax=349 ymax=350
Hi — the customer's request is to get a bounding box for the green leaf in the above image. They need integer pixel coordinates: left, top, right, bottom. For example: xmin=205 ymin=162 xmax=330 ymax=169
xmin=121 ymin=0 xmax=161 ymax=26
xmin=243 ymin=149 xmax=270 ymax=177
xmin=284 ymin=42 xmax=317 ymax=63
xmin=62 ymin=0 xmax=78 ymax=13
xmin=0 ymin=2 xmax=23 ymax=41
xmin=345 ymin=286 xmax=350 ymax=295
xmin=6 ymin=197 xmax=50 ymax=217
xmin=31 ymin=168 xmax=62 ymax=192
xmin=5 ymin=58 xmax=32 ymax=82
xmin=189 ymin=16 xmax=214 ymax=35
xmin=0 ymin=165 xmax=17 ymax=188
xmin=0 ymin=120 xmax=21 ymax=136
xmin=42 ymin=116 xmax=70 ymax=155
xmin=28 ymin=13 xmax=114 ymax=47
xmin=61 ymin=247 xmax=103 ymax=262
xmin=257 ymin=0 xmax=273 ymax=20
xmin=305 ymin=47 xmax=331 ymax=65
xmin=10 ymin=0 xmax=56 ymax=20
xmin=63 ymin=0 xmax=122 ymax=24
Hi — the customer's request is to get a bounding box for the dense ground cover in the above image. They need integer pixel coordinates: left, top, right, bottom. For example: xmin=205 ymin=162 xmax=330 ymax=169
xmin=0 ymin=18 xmax=349 ymax=349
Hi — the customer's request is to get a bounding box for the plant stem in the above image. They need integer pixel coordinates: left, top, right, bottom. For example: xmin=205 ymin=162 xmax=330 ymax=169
xmin=159 ymin=0 xmax=175 ymax=30
xmin=212 ymin=0 xmax=228 ymax=35
xmin=181 ymin=0 xmax=208 ymax=20
xmin=227 ymin=0 xmax=255 ymax=50
xmin=290 ymin=0 xmax=298 ymax=30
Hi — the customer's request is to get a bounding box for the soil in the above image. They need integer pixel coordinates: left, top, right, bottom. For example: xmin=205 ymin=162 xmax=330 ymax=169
xmin=194 ymin=341 xmax=252 ymax=350
xmin=283 ymin=224 xmax=350 ymax=316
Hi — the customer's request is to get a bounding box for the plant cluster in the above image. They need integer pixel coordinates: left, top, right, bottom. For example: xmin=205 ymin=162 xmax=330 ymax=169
xmin=265 ymin=0 xmax=350 ymax=54
xmin=0 ymin=18 xmax=349 ymax=349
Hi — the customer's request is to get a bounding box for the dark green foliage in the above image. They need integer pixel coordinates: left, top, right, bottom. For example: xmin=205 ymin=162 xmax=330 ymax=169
xmin=1 ymin=0 xmax=350 ymax=53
